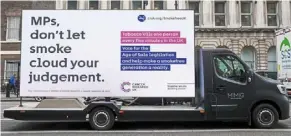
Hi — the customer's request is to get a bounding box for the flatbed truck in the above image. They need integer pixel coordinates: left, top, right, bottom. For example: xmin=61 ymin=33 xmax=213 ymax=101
xmin=3 ymin=48 xmax=290 ymax=130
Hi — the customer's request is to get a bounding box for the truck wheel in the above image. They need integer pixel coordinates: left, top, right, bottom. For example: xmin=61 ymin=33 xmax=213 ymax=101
xmin=251 ymin=104 xmax=279 ymax=128
xmin=89 ymin=107 xmax=115 ymax=130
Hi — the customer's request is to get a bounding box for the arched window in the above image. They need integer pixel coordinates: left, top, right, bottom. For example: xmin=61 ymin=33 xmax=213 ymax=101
xmin=241 ymin=46 xmax=256 ymax=70
xmin=267 ymin=46 xmax=277 ymax=72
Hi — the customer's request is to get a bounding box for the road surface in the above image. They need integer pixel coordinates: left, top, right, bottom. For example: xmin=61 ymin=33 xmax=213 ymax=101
xmin=1 ymin=101 xmax=291 ymax=136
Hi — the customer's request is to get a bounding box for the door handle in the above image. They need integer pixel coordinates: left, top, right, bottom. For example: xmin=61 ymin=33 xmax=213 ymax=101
xmin=216 ymin=86 xmax=226 ymax=94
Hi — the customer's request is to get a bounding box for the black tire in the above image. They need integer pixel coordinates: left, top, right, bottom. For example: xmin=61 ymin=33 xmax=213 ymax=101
xmin=34 ymin=97 xmax=44 ymax=102
xmin=251 ymin=103 xmax=279 ymax=128
xmin=89 ymin=107 xmax=115 ymax=130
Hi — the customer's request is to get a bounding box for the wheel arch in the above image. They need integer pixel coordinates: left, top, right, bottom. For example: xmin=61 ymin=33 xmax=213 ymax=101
xmin=84 ymin=102 xmax=120 ymax=116
xmin=249 ymin=99 xmax=282 ymax=119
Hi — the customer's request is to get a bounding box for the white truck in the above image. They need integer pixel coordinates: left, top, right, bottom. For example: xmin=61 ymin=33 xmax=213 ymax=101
xmin=3 ymin=10 xmax=290 ymax=130
xmin=276 ymin=27 xmax=291 ymax=97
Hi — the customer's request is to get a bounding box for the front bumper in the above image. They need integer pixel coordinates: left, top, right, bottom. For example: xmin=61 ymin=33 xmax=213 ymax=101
xmin=278 ymin=95 xmax=290 ymax=120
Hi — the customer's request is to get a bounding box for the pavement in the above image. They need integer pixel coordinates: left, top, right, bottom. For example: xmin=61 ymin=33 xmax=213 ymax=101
xmin=1 ymin=93 xmax=35 ymax=102
xmin=1 ymin=101 xmax=291 ymax=136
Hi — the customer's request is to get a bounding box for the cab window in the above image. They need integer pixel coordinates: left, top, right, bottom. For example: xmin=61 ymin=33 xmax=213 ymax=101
xmin=213 ymin=55 xmax=247 ymax=84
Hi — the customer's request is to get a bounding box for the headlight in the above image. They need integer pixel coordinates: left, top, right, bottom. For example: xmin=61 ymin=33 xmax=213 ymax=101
xmin=277 ymin=84 xmax=287 ymax=95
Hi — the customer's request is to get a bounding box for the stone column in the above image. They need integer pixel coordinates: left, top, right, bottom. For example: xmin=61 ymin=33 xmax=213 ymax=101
xmin=178 ymin=0 xmax=186 ymax=9
xmin=254 ymin=0 xmax=265 ymax=27
xmin=146 ymin=0 xmax=153 ymax=9
xmin=123 ymin=0 xmax=129 ymax=9
xmin=100 ymin=0 xmax=108 ymax=9
xmin=167 ymin=0 xmax=175 ymax=9
xmin=281 ymin=0 xmax=291 ymax=27
xmin=228 ymin=0 xmax=238 ymax=28
xmin=55 ymin=0 xmax=64 ymax=9
xmin=202 ymin=0 xmax=212 ymax=27
xmin=230 ymin=39 xmax=240 ymax=55
xmin=78 ymin=0 xmax=86 ymax=9
xmin=257 ymin=39 xmax=268 ymax=70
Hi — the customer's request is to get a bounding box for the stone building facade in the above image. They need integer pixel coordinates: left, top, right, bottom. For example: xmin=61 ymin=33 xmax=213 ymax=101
xmin=54 ymin=0 xmax=290 ymax=73
xmin=1 ymin=0 xmax=291 ymax=83
xmin=0 ymin=1 xmax=56 ymax=84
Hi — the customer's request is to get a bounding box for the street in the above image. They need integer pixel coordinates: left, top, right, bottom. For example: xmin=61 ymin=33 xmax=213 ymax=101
xmin=1 ymin=101 xmax=291 ymax=136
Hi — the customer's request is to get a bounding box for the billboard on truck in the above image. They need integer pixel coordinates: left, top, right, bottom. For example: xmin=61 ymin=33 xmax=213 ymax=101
xmin=20 ymin=10 xmax=195 ymax=97
xmin=276 ymin=28 xmax=291 ymax=80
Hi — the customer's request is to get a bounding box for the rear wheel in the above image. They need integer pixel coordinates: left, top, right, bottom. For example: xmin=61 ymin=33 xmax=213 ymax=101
xmin=34 ymin=97 xmax=45 ymax=102
xmin=89 ymin=107 xmax=115 ymax=130
xmin=251 ymin=103 xmax=279 ymax=128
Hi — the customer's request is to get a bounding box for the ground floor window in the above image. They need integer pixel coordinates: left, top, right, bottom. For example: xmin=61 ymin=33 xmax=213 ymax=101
xmin=267 ymin=46 xmax=277 ymax=72
xmin=3 ymin=60 xmax=20 ymax=82
xmin=241 ymin=46 xmax=256 ymax=70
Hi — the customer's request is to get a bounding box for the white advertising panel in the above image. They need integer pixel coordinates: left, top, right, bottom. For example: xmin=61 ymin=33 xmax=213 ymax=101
xmin=20 ymin=10 xmax=195 ymax=97
xmin=277 ymin=28 xmax=291 ymax=80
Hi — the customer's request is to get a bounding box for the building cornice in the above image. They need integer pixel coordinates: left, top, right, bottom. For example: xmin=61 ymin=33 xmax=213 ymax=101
xmin=194 ymin=28 xmax=280 ymax=32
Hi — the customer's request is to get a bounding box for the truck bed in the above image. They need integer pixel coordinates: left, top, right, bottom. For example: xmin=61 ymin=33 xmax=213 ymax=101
xmin=3 ymin=98 xmax=87 ymax=121
xmin=4 ymin=98 xmax=205 ymax=122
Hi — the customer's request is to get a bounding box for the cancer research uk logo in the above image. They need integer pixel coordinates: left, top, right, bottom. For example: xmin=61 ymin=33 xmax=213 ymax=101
xmin=120 ymin=82 xmax=149 ymax=92
xmin=280 ymin=37 xmax=291 ymax=60
xmin=121 ymin=82 xmax=131 ymax=92
xmin=137 ymin=15 xmax=146 ymax=22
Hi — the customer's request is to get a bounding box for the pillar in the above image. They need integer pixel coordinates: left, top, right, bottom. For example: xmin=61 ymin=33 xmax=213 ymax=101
xmin=228 ymin=0 xmax=238 ymax=28
xmin=56 ymin=0 xmax=64 ymax=9
xmin=254 ymin=0 xmax=265 ymax=27
xmin=123 ymin=0 xmax=129 ymax=9
xmin=257 ymin=39 xmax=268 ymax=70
xmin=230 ymin=39 xmax=240 ymax=55
xmin=202 ymin=0 xmax=212 ymax=27
xmin=100 ymin=0 xmax=108 ymax=9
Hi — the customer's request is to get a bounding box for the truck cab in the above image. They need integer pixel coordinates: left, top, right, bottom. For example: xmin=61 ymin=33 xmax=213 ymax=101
xmin=199 ymin=48 xmax=289 ymax=128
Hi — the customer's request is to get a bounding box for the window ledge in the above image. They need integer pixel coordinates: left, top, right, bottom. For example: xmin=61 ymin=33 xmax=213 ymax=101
xmin=1 ymin=41 xmax=21 ymax=43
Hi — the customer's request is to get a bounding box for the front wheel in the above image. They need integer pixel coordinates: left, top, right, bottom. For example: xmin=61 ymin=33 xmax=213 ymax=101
xmin=89 ymin=107 xmax=115 ymax=130
xmin=251 ymin=103 xmax=279 ymax=128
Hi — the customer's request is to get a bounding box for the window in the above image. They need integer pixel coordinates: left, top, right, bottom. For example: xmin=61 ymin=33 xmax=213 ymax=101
xmin=241 ymin=47 xmax=256 ymax=70
xmin=67 ymin=0 xmax=78 ymax=9
xmin=132 ymin=0 xmax=147 ymax=10
xmin=241 ymin=1 xmax=252 ymax=26
xmin=111 ymin=0 xmax=121 ymax=9
xmin=188 ymin=1 xmax=200 ymax=26
xmin=267 ymin=1 xmax=278 ymax=26
xmin=214 ymin=55 xmax=247 ymax=83
xmin=153 ymin=0 xmax=165 ymax=10
xmin=89 ymin=0 xmax=99 ymax=9
xmin=214 ymin=2 xmax=226 ymax=26
xmin=6 ymin=16 xmax=20 ymax=41
xmin=4 ymin=60 xmax=20 ymax=82
xmin=267 ymin=46 xmax=277 ymax=72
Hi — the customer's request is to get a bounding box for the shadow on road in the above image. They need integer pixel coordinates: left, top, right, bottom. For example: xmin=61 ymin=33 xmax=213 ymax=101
xmin=2 ymin=120 xmax=289 ymax=131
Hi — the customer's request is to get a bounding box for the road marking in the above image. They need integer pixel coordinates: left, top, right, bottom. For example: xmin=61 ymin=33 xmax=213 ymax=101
xmin=2 ymin=129 xmax=291 ymax=134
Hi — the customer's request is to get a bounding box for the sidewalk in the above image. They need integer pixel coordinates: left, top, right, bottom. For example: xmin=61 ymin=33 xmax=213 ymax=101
xmin=1 ymin=93 xmax=35 ymax=102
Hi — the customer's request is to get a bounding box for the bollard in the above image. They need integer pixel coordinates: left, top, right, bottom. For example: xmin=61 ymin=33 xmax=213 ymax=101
xmin=6 ymin=84 xmax=10 ymax=98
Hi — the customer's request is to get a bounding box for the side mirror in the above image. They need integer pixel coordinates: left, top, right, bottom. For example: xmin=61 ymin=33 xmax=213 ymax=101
xmin=246 ymin=70 xmax=253 ymax=83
